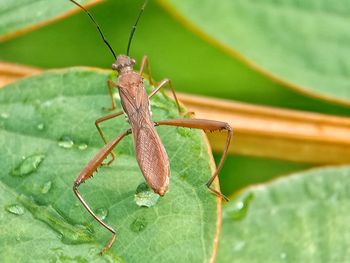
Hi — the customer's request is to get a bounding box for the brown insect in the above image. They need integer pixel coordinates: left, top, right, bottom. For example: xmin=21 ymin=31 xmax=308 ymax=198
xmin=69 ymin=0 xmax=233 ymax=254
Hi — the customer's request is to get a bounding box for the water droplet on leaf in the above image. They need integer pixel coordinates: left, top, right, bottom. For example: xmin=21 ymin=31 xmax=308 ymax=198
xmin=37 ymin=123 xmax=45 ymax=130
xmin=130 ymin=216 xmax=147 ymax=233
xmin=41 ymin=181 xmax=52 ymax=194
xmin=228 ymin=192 xmax=254 ymax=221
xmin=78 ymin=143 xmax=88 ymax=150
xmin=134 ymin=182 xmax=160 ymax=207
xmin=96 ymin=207 xmax=108 ymax=221
xmin=6 ymin=204 xmax=25 ymax=215
xmin=11 ymin=154 xmax=45 ymax=177
xmin=58 ymin=136 xmax=74 ymax=149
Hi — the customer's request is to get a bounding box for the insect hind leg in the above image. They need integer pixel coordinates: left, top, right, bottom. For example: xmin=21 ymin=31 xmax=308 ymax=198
xmin=155 ymin=118 xmax=233 ymax=201
xmin=73 ymin=129 xmax=131 ymax=254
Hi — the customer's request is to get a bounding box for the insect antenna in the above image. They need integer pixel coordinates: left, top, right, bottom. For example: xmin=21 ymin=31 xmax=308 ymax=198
xmin=126 ymin=0 xmax=148 ymax=56
xmin=69 ymin=0 xmax=117 ymax=59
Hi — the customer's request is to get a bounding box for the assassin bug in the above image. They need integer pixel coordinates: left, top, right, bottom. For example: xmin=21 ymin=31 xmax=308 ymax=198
xmin=69 ymin=0 xmax=233 ymax=254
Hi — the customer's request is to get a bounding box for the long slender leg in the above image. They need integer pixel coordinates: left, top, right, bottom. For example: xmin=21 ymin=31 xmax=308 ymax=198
xmin=95 ymin=111 xmax=124 ymax=165
xmin=148 ymin=79 xmax=183 ymax=114
xmin=73 ymin=129 xmax=132 ymax=254
xmin=139 ymin=56 xmax=183 ymax=114
xmin=139 ymin=55 xmax=154 ymax=86
xmin=155 ymin=119 xmax=233 ymax=201
xmin=95 ymin=111 xmax=124 ymax=144
xmin=104 ymin=79 xmax=118 ymax=111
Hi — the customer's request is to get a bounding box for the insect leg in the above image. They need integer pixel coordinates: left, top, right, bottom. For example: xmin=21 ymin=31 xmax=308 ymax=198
xmin=73 ymin=129 xmax=132 ymax=254
xmin=139 ymin=55 xmax=154 ymax=86
xmin=95 ymin=111 xmax=124 ymax=165
xmin=148 ymin=79 xmax=183 ymax=114
xmin=104 ymin=79 xmax=118 ymax=111
xmin=95 ymin=111 xmax=124 ymax=144
xmin=155 ymin=119 xmax=233 ymax=201
xmin=139 ymin=56 xmax=183 ymax=114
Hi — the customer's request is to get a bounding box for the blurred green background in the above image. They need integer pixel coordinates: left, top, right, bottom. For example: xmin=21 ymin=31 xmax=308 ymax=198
xmin=1 ymin=0 xmax=349 ymax=196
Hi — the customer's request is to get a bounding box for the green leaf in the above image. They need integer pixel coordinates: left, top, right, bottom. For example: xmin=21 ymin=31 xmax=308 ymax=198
xmin=0 ymin=0 xmax=96 ymax=40
xmin=160 ymin=0 xmax=350 ymax=105
xmin=0 ymin=68 xmax=220 ymax=262
xmin=2 ymin=1 xmax=350 ymax=117
xmin=217 ymin=166 xmax=350 ymax=262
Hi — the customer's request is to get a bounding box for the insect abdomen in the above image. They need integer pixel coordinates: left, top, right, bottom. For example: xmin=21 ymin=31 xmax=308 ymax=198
xmin=133 ymin=125 xmax=170 ymax=196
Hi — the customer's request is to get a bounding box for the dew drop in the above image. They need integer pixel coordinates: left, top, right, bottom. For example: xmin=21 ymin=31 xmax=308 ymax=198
xmin=6 ymin=204 xmax=25 ymax=215
xmin=37 ymin=123 xmax=45 ymax=130
xmin=41 ymin=181 xmax=52 ymax=194
xmin=78 ymin=143 xmax=88 ymax=150
xmin=11 ymin=154 xmax=45 ymax=177
xmin=96 ymin=207 xmax=108 ymax=221
xmin=134 ymin=182 xmax=160 ymax=207
xmin=228 ymin=192 xmax=254 ymax=221
xmin=1 ymin=112 xmax=9 ymax=119
xmin=130 ymin=216 xmax=147 ymax=233
xmin=58 ymin=136 xmax=74 ymax=149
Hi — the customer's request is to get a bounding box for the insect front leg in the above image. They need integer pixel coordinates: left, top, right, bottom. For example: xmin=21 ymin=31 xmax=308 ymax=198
xmin=95 ymin=111 xmax=124 ymax=165
xmin=104 ymin=79 xmax=118 ymax=111
xmin=154 ymin=119 xmax=233 ymax=201
xmin=139 ymin=56 xmax=183 ymax=115
xmin=148 ymin=79 xmax=183 ymax=114
xmin=73 ymin=129 xmax=131 ymax=254
xmin=139 ymin=55 xmax=154 ymax=86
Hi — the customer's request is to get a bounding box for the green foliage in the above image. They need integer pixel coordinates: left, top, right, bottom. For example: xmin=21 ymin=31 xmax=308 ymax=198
xmin=0 ymin=69 xmax=219 ymax=262
xmin=1 ymin=0 xmax=350 ymax=115
xmin=0 ymin=0 xmax=91 ymax=38
xmin=163 ymin=0 xmax=350 ymax=104
xmin=1 ymin=0 xmax=350 ymax=262
xmin=218 ymin=166 xmax=350 ymax=262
